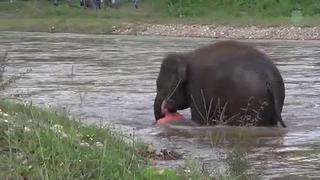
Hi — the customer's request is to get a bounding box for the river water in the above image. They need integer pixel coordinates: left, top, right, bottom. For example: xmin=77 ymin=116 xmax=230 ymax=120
xmin=0 ymin=32 xmax=319 ymax=179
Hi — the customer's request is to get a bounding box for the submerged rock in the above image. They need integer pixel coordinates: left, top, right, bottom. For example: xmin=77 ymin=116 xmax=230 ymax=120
xmin=139 ymin=144 xmax=183 ymax=161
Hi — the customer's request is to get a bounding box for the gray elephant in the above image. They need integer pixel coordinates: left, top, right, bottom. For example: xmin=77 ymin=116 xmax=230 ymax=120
xmin=154 ymin=40 xmax=286 ymax=127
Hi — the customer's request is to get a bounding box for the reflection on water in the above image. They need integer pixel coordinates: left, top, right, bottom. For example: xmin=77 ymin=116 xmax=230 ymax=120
xmin=0 ymin=32 xmax=320 ymax=179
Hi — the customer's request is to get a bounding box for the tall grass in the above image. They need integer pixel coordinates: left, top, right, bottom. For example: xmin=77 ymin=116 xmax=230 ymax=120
xmin=153 ymin=0 xmax=320 ymax=17
xmin=0 ymin=99 xmax=181 ymax=179
xmin=1 ymin=0 xmax=320 ymax=33
xmin=1 ymin=0 xmax=320 ymax=19
xmin=0 ymin=99 xmax=260 ymax=179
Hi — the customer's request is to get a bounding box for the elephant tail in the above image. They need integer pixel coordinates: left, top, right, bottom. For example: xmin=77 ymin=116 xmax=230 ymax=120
xmin=267 ymin=82 xmax=286 ymax=128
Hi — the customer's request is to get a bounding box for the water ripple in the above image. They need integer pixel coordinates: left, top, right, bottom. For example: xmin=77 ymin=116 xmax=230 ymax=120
xmin=1 ymin=32 xmax=320 ymax=179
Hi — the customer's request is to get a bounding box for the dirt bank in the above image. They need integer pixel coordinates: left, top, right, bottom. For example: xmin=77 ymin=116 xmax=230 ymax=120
xmin=111 ymin=23 xmax=320 ymax=40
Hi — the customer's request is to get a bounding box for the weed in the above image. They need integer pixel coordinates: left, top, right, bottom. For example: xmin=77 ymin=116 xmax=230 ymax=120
xmin=162 ymin=0 xmax=320 ymax=18
xmin=0 ymin=0 xmax=320 ymax=34
xmin=191 ymin=89 xmax=272 ymax=127
xmin=0 ymin=99 xmax=260 ymax=179
xmin=0 ymin=99 xmax=184 ymax=179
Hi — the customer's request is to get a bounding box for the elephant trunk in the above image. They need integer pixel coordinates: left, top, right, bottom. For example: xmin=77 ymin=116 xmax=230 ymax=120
xmin=154 ymin=94 xmax=165 ymax=121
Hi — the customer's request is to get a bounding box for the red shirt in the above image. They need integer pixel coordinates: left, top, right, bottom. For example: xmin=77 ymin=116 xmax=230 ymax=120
xmin=156 ymin=113 xmax=184 ymax=126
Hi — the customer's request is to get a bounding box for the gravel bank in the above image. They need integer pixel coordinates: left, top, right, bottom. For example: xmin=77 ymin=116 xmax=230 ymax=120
xmin=111 ymin=24 xmax=320 ymax=40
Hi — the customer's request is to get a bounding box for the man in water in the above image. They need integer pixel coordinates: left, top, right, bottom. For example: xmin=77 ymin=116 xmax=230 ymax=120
xmin=156 ymin=99 xmax=184 ymax=126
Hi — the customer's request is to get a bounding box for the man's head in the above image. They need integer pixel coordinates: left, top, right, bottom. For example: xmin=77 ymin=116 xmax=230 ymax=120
xmin=161 ymin=99 xmax=178 ymax=114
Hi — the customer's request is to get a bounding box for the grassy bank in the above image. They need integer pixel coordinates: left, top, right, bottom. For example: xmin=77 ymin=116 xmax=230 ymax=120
xmin=0 ymin=99 xmax=257 ymax=179
xmin=0 ymin=99 xmax=177 ymax=179
xmin=0 ymin=1 xmax=320 ymax=34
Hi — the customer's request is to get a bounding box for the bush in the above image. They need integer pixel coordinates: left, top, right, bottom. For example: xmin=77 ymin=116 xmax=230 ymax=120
xmin=158 ymin=0 xmax=320 ymax=17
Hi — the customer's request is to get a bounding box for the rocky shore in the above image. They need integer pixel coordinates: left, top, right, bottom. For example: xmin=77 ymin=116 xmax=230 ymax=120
xmin=111 ymin=24 xmax=320 ymax=40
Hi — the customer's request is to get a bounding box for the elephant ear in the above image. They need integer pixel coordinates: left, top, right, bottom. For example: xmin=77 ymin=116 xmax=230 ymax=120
xmin=163 ymin=53 xmax=188 ymax=81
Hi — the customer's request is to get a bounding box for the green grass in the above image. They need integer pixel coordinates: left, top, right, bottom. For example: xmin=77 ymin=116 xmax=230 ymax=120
xmin=0 ymin=0 xmax=320 ymax=34
xmin=0 ymin=99 xmax=179 ymax=179
xmin=157 ymin=0 xmax=320 ymax=18
xmin=0 ymin=98 xmax=259 ymax=179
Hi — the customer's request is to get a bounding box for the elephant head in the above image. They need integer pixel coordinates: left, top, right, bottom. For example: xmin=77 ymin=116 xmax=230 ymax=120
xmin=154 ymin=53 xmax=190 ymax=121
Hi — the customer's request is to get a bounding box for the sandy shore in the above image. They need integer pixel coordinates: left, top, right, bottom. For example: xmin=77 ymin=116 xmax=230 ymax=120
xmin=111 ymin=23 xmax=320 ymax=40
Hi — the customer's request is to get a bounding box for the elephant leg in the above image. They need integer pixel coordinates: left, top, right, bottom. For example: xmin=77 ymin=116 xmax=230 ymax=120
xmin=268 ymin=81 xmax=286 ymax=127
xmin=257 ymin=105 xmax=277 ymax=126
xmin=239 ymin=96 xmax=277 ymax=127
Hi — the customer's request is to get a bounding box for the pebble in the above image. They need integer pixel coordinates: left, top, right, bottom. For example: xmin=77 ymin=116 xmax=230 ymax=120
xmin=111 ymin=23 xmax=320 ymax=40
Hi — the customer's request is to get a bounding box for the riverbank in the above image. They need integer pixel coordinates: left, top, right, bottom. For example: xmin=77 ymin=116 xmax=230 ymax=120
xmin=0 ymin=99 xmax=174 ymax=179
xmin=112 ymin=23 xmax=320 ymax=40
xmin=2 ymin=19 xmax=320 ymax=41
xmin=0 ymin=99 xmax=255 ymax=179
xmin=1 ymin=1 xmax=320 ymax=40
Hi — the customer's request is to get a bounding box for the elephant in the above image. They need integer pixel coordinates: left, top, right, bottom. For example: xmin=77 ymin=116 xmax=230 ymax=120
xmin=154 ymin=40 xmax=286 ymax=127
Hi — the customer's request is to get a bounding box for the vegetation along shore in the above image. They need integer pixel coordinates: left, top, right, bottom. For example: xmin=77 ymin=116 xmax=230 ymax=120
xmin=1 ymin=0 xmax=320 ymax=40
xmin=0 ymin=99 xmax=255 ymax=179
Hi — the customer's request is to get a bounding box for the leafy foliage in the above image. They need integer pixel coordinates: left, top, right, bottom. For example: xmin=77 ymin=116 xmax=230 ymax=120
xmin=155 ymin=0 xmax=320 ymax=17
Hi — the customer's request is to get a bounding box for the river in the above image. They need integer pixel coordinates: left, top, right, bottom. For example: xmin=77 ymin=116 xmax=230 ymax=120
xmin=0 ymin=31 xmax=319 ymax=179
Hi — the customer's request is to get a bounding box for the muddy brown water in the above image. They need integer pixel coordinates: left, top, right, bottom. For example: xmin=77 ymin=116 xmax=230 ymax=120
xmin=1 ymin=31 xmax=320 ymax=179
